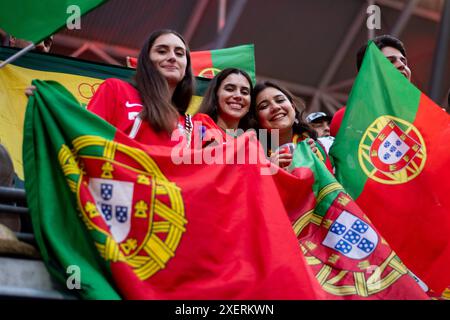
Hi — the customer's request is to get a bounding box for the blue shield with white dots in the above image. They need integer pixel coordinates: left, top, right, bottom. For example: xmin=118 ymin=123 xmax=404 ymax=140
xmin=101 ymin=183 xmax=113 ymax=201
xmin=115 ymin=206 xmax=128 ymax=223
xmin=322 ymin=210 xmax=379 ymax=259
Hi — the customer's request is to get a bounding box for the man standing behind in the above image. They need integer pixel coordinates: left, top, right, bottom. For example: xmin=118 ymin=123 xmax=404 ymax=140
xmin=306 ymin=111 xmax=334 ymax=153
xmin=306 ymin=111 xmax=332 ymax=137
xmin=330 ymin=35 xmax=411 ymax=137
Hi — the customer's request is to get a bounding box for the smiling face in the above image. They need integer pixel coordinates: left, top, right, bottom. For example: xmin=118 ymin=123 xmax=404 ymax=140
xmin=216 ymin=73 xmax=251 ymax=127
xmin=149 ymin=33 xmax=187 ymax=87
xmin=255 ymin=87 xmax=296 ymax=134
xmin=381 ymin=46 xmax=411 ymax=81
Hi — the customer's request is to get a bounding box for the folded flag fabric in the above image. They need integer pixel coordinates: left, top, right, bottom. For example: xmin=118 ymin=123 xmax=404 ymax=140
xmin=287 ymin=141 xmax=428 ymax=299
xmin=23 ymin=79 xmax=325 ymax=299
xmin=330 ymin=42 xmax=450 ymax=295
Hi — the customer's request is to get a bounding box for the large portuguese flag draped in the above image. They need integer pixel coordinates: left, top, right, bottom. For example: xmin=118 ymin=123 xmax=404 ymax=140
xmin=23 ymin=79 xmax=325 ymax=299
xmin=330 ymin=42 xmax=450 ymax=294
xmin=0 ymin=47 xmax=209 ymax=180
xmin=287 ymin=141 xmax=427 ymax=299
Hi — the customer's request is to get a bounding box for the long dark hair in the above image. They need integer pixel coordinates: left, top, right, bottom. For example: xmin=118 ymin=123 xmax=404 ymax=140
xmin=133 ymin=29 xmax=194 ymax=133
xmin=251 ymin=81 xmax=317 ymax=139
xmin=198 ymin=68 xmax=254 ymax=130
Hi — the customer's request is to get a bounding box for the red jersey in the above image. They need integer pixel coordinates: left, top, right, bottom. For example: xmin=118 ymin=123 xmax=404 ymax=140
xmin=87 ymin=78 xmax=219 ymax=147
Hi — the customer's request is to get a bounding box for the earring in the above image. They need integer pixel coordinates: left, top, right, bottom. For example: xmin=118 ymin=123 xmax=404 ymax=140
xmin=294 ymin=118 xmax=299 ymax=124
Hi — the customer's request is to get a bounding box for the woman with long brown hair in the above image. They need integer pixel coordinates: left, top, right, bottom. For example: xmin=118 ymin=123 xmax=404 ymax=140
xmin=87 ymin=29 xmax=217 ymax=146
xmin=198 ymin=68 xmax=254 ymax=138
xmin=251 ymin=81 xmax=332 ymax=171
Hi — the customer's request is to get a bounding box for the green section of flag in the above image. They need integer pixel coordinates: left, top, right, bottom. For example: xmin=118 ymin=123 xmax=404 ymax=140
xmin=0 ymin=0 xmax=107 ymax=43
xmin=211 ymin=44 xmax=256 ymax=84
xmin=329 ymin=42 xmax=421 ymax=198
xmin=291 ymin=141 xmax=344 ymax=216
xmin=23 ymin=79 xmax=120 ymax=299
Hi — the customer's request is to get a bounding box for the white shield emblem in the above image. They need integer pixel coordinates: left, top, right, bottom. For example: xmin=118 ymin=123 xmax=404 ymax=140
xmin=322 ymin=211 xmax=379 ymax=260
xmin=377 ymin=131 xmax=410 ymax=165
xmin=89 ymin=178 xmax=133 ymax=243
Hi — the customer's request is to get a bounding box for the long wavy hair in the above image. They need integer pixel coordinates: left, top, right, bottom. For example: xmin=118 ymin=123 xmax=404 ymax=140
xmin=198 ymin=68 xmax=254 ymax=130
xmin=133 ymin=29 xmax=194 ymax=133
xmin=250 ymin=81 xmax=317 ymax=139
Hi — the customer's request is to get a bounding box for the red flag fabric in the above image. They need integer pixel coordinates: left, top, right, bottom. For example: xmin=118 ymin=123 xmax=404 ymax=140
xmin=24 ymin=80 xmax=325 ymax=299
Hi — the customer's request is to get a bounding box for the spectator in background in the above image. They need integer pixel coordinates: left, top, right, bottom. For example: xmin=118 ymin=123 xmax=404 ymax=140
xmin=329 ymin=35 xmax=411 ymax=137
xmin=0 ymin=144 xmax=14 ymax=187
xmin=306 ymin=112 xmax=332 ymax=137
xmin=306 ymin=111 xmax=334 ymax=153
xmin=0 ymin=144 xmax=21 ymax=231
xmin=10 ymin=35 xmax=53 ymax=53
xmin=0 ymin=28 xmax=53 ymax=52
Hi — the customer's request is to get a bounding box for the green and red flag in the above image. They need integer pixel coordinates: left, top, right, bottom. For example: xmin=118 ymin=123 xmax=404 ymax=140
xmin=191 ymin=44 xmax=256 ymax=83
xmin=127 ymin=44 xmax=256 ymax=83
xmin=23 ymin=79 xmax=325 ymax=299
xmin=0 ymin=0 xmax=107 ymax=44
xmin=329 ymin=42 xmax=450 ymax=295
xmin=286 ymin=141 xmax=428 ymax=299
xmin=0 ymin=47 xmax=209 ymax=180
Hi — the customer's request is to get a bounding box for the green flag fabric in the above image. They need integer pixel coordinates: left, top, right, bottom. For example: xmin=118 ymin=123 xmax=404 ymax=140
xmin=0 ymin=0 xmax=107 ymax=43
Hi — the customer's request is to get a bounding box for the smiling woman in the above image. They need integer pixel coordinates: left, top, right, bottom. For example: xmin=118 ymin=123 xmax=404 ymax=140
xmin=198 ymin=68 xmax=254 ymax=136
xmin=85 ymin=29 xmax=218 ymax=147
xmin=250 ymin=81 xmax=319 ymax=169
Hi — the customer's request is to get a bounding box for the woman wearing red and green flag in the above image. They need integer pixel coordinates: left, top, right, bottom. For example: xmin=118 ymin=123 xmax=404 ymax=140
xmin=330 ymin=42 xmax=450 ymax=295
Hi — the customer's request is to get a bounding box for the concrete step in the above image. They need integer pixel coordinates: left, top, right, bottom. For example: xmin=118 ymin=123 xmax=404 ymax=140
xmin=0 ymin=257 xmax=77 ymax=299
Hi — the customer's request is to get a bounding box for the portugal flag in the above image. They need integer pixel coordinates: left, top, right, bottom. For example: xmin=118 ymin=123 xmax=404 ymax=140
xmin=190 ymin=44 xmax=256 ymax=83
xmin=23 ymin=80 xmax=324 ymax=299
xmin=288 ymin=141 xmax=427 ymax=299
xmin=330 ymin=42 xmax=450 ymax=295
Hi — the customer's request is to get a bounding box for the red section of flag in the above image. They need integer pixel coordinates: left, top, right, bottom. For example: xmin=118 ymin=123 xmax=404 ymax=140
xmin=190 ymin=50 xmax=214 ymax=78
xmin=87 ymin=131 xmax=326 ymax=299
